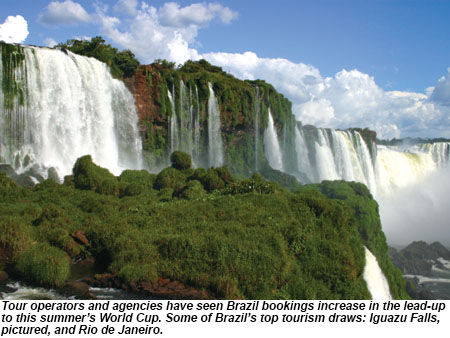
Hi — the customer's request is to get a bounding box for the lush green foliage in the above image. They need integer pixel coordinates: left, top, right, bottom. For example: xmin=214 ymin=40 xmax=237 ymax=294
xmin=17 ymin=243 xmax=70 ymax=287
xmin=304 ymin=180 xmax=409 ymax=299
xmin=1 ymin=42 xmax=26 ymax=111
xmin=0 ymin=154 xmax=407 ymax=299
xmin=73 ymin=155 xmax=118 ymax=196
xmin=57 ymin=37 xmax=139 ymax=78
xmin=170 ymin=151 xmax=192 ymax=170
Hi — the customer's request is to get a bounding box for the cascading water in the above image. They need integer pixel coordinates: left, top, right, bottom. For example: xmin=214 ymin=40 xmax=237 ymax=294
xmin=417 ymin=142 xmax=449 ymax=167
xmin=207 ymin=82 xmax=224 ymax=167
xmin=294 ymin=126 xmax=314 ymax=182
xmin=263 ymin=110 xmax=284 ymax=171
xmin=179 ymin=80 xmax=192 ymax=156
xmin=168 ymin=82 xmax=202 ymax=166
xmin=254 ymin=87 xmax=260 ymax=171
xmin=363 ymin=247 xmax=392 ymax=300
xmin=168 ymin=88 xmax=179 ymax=155
xmin=0 ymin=46 xmax=143 ymax=178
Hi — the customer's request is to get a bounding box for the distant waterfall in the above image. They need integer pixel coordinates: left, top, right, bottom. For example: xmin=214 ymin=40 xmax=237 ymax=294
xmin=168 ymin=88 xmax=179 ymax=155
xmin=363 ymin=247 xmax=392 ymax=300
xmin=263 ymin=110 xmax=284 ymax=171
xmin=417 ymin=142 xmax=449 ymax=167
xmin=294 ymin=126 xmax=313 ymax=181
xmin=288 ymin=124 xmax=445 ymax=197
xmin=193 ymin=86 xmax=201 ymax=164
xmin=254 ymin=87 xmax=260 ymax=172
xmin=168 ymin=81 xmax=202 ymax=165
xmin=207 ymin=82 xmax=224 ymax=167
xmin=0 ymin=45 xmax=143 ymax=177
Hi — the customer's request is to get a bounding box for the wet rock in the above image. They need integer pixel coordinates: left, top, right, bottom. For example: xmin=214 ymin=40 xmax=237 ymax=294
xmin=0 ymin=164 xmax=16 ymax=177
xmin=60 ymin=281 xmax=94 ymax=300
xmin=0 ymin=271 xmax=8 ymax=284
xmin=15 ymin=174 xmax=35 ymax=187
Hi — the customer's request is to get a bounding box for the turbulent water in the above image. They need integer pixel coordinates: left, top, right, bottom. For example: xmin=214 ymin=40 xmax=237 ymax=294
xmin=287 ymin=126 xmax=449 ymax=199
xmin=207 ymin=82 xmax=224 ymax=167
xmin=0 ymin=46 xmax=143 ymax=178
xmin=363 ymin=247 xmax=392 ymax=300
xmin=0 ymin=282 xmax=142 ymax=300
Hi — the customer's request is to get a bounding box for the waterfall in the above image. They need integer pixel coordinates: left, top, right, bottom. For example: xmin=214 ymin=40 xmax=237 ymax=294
xmin=168 ymin=82 xmax=202 ymax=165
xmin=179 ymin=80 xmax=193 ymax=156
xmin=207 ymin=82 xmax=224 ymax=167
xmin=417 ymin=142 xmax=450 ymax=167
xmin=193 ymin=86 xmax=201 ymax=165
xmin=375 ymin=146 xmax=436 ymax=196
xmin=363 ymin=247 xmax=392 ymax=300
xmin=294 ymin=126 xmax=313 ymax=182
xmin=315 ymin=129 xmax=338 ymax=181
xmin=263 ymin=110 xmax=284 ymax=171
xmin=168 ymin=88 xmax=179 ymax=155
xmin=254 ymin=87 xmax=260 ymax=172
xmin=0 ymin=46 xmax=142 ymax=178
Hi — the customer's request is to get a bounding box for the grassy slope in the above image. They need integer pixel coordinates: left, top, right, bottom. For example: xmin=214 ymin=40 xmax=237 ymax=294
xmin=0 ymin=155 xmax=408 ymax=299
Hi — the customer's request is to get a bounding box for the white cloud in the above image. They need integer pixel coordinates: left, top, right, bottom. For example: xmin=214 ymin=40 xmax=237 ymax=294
xmin=0 ymin=15 xmax=29 ymax=43
xmin=159 ymin=2 xmax=238 ymax=27
xmin=113 ymin=0 xmax=138 ymax=16
xmin=89 ymin=1 xmax=450 ymax=139
xmin=203 ymin=52 xmax=450 ymax=139
xmin=97 ymin=2 xmax=204 ymax=64
xmin=38 ymin=0 xmax=91 ymax=26
xmin=430 ymin=68 xmax=450 ymax=106
xmin=44 ymin=37 xmax=57 ymax=47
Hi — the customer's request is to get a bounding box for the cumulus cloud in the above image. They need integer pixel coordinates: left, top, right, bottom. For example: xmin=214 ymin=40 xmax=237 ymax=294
xmin=203 ymin=52 xmax=450 ymax=139
xmin=430 ymin=68 xmax=450 ymax=106
xmin=38 ymin=0 xmax=91 ymax=26
xmin=64 ymin=1 xmax=448 ymax=139
xmin=113 ymin=0 xmax=138 ymax=16
xmin=96 ymin=1 xmax=236 ymax=64
xmin=159 ymin=2 xmax=238 ymax=27
xmin=0 ymin=15 xmax=29 ymax=43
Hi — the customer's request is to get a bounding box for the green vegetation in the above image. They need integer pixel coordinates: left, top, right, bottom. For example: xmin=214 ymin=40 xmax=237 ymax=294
xmin=1 ymin=42 xmax=27 ymax=111
xmin=304 ymin=180 xmax=409 ymax=299
xmin=170 ymin=151 xmax=192 ymax=170
xmin=139 ymin=58 xmax=295 ymax=183
xmin=57 ymin=37 xmax=139 ymax=79
xmin=0 ymin=153 xmax=408 ymax=299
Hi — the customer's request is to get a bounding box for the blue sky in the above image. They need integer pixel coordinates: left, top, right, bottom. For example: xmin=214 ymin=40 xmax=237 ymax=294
xmin=1 ymin=0 xmax=450 ymax=138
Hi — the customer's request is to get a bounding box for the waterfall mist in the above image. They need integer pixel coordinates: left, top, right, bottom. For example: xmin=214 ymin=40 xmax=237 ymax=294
xmin=379 ymin=167 xmax=450 ymax=247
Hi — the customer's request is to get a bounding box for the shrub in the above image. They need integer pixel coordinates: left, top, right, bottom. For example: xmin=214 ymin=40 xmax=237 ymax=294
xmin=214 ymin=167 xmax=234 ymax=185
xmin=178 ymin=180 xmax=206 ymax=200
xmin=0 ymin=218 xmax=35 ymax=262
xmin=200 ymin=169 xmax=225 ymax=192
xmin=170 ymin=151 xmax=192 ymax=170
xmin=0 ymin=174 xmax=23 ymax=202
xmin=17 ymin=243 xmax=70 ymax=287
xmin=72 ymin=155 xmax=118 ymax=196
xmin=154 ymin=167 xmax=187 ymax=192
xmin=119 ymin=170 xmax=156 ymax=196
